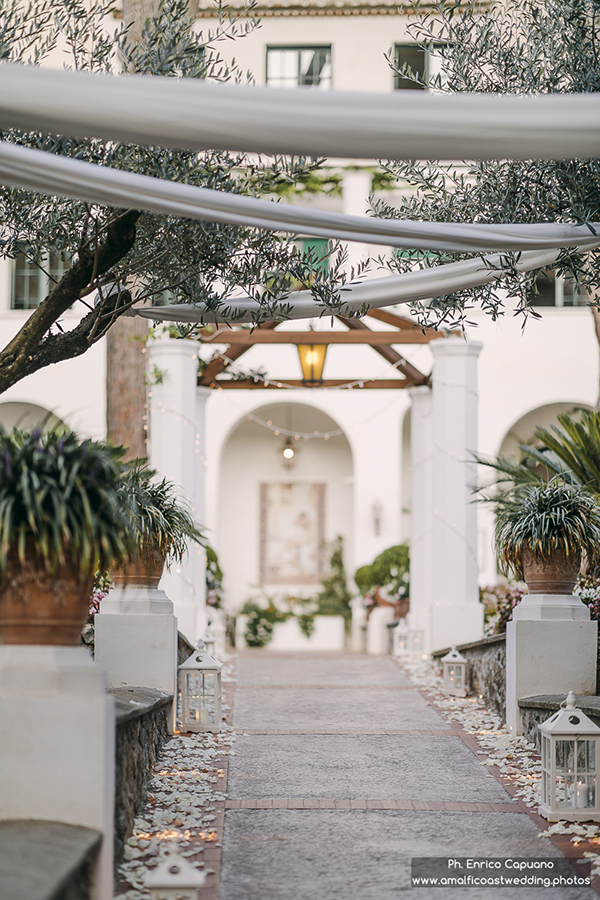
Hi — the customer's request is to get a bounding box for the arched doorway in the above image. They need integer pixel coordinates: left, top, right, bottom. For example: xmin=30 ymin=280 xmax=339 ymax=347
xmin=497 ymin=401 xmax=592 ymax=459
xmin=0 ymin=401 xmax=65 ymax=433
xmin=218 ymin=401 xmax=353 ymax=611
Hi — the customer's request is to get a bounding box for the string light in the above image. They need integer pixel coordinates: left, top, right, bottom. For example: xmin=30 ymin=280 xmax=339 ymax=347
xmin=245 ymin=412 xmax=343 ymax=441
xmin=207 ymin=350 xmax=409 ymax=392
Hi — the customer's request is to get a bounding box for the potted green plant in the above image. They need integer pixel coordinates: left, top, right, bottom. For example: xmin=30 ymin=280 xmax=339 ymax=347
xmin=494 ymin=479 xmax=600 ymax=594
xmin=114 ymin=462 xmax=205 ymax=587
xmin=0 ymin=428 xmax=131 ymax=644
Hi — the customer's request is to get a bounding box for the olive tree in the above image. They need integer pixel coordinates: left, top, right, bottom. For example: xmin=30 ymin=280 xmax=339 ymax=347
xmin=0 ymin=0 xmax=347 ymax=395
xmin=376 ymin=0 xmax=600 ymax=333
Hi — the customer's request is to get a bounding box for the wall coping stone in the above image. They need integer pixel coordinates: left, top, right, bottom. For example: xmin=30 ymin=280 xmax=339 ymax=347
xmin=431 ymin=633 xmax=506 ymax=659
xmin=110 ymin=687 xmax=173 ymax=726
xmin=0 ymin=820 xmax=101 ymax=900
xmin=518 ymin=694 xmax=600 ymax=716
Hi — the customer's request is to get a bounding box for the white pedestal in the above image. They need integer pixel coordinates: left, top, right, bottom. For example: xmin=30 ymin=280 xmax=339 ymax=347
xmin=366 ymin=606 xmax=395 ymax=655
xmin=95 ymin=586 xmax=177 ymax=732
xmin=0 ymin=646 xmax=115 ymax=900
xmin=351 ymin=596 xmax=367 ymax=652
xmin=506 ymin=593 xmax=598 ymax=734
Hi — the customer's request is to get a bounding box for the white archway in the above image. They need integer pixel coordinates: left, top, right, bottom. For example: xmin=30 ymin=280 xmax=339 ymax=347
xmin=218 ymin=401 xmax=354 ymax=612
xmin=0 ymin=401 xmax=64 ymax=433
xmin=497 ymin=400 xmax=592 ymax=459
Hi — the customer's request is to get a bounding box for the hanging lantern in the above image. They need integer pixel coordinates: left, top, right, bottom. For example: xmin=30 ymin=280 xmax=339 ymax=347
xmin=144 ymin=846 xmax=206 ymax=899
xmin=179 ymin=649 xmax=223 ymax=733
xmin=441 ymin=646 xmax=468 ymax=697
xmin=539 ymin=690 xmax=600 ymax=822
xmin=297 ymin=343 xmax=327 ymax=385
xmin=280 ymin=435 xmax=296 ymax=469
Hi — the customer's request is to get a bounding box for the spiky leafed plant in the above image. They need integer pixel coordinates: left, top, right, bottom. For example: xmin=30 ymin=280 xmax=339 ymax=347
xmin=475 ymin=409 xmax=600 ymax=505
xmin=494 ymin=479 xmax=600 ymax=580
xmin=0 ymin=427 xmax=131 ymax=581
xmin=118 ymin=461 xmax=205 ymax=565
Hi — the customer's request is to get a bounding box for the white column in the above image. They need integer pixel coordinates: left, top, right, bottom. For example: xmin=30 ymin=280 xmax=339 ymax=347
xmin=0 ymin=646 xmax=114 ymax=900
xmin=506 ymin=594 xmax=597 ymax=734
xmin=429 ymin=338 xmax=483 ymax=652
xmin=342 ymin=169 xmax=373 ymax=275
xmin=148 ymin=338 xmax=203 ymax=641
xmin=408 ymin=385 xmax=434 ymax=647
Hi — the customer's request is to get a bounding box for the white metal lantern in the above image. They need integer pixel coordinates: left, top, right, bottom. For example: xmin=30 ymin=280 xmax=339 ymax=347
xmin=392 ymin=622 xmax=409 ymax=657
xmin=179 ymin=649 xmax=223 ymax=733
xmin=441 ymin=646 xmax=468 ymax=697
xmin=539 ymin=691 xmax=600 ymax=822
xmin=145 ymin=847 xmax=206 ymax=900
xmin=407 ymin=627 xmax=425 ymax=656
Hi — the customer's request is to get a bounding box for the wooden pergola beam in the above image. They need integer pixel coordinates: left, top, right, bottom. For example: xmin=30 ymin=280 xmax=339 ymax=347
xmin=209 ymin=378 xmax=410 ymax=390
xmin=198 ymin=330 xmax=443 ymax=345
xmin=197 ymin=321 xmax=278 ymax=385
xmin=336 ymin=316 xmax=430 ymax=387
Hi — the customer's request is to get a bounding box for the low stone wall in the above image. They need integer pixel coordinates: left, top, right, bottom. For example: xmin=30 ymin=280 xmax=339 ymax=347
xmin=519 ymin=694 xmax=600 ymax=748
xmin=0 ymin=820 xmax=101 ymax=900
xmin=432 ymin=634 xmax=506 ymax=721
xmin=112 ymin=687 xmax=172 ymax=868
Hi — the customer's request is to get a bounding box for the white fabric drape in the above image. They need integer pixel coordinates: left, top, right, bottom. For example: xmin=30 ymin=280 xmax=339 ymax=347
xmin=134 ymin=247 xmax=587 ymax=324
xmin=1 ymin=143 xmax=598 ymax=253
xmin=1 ymin=62 xmax=600 ymax=161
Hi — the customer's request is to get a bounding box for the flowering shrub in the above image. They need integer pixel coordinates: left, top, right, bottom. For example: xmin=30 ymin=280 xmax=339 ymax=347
xmin=480 ymin=584 xmax=527 ymax=635
xmin=87 ymin=571 xmax=112 ymax=624
xmin=575 ymin=573 xmax=600 ymax=621
xmin=355 ymin=545 xmax=410 ymax=611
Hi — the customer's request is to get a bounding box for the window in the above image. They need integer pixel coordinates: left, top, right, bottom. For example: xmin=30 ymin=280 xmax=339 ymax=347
xmin=529 ymin=269 xmax=589 ymax=307
xmin=11 ymin=251 xmax=70 ymax=310
xmin=393 ymin=43 xmax=447 ymax=91
xmin=302 ymin=238 xmax=330 ymax=273
xmin=266 ymin=46 xmax=332 ymax=89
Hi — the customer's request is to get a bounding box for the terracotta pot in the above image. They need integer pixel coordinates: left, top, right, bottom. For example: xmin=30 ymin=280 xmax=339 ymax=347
xmin=521 ymin=545 xmax=582 ymax=594
xmin=0 ymin=552 xmax=93 ymax=645
xmin=112 ymin=542 xmax=166 ymax=588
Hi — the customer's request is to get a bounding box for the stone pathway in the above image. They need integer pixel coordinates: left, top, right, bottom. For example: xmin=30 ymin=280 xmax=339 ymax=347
xmin=218 ymin=652 xmax=596 ymax=899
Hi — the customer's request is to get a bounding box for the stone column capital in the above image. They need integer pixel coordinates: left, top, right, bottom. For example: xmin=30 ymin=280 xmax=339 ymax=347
xmin=430 ymin=336 xmax=483 ymax=359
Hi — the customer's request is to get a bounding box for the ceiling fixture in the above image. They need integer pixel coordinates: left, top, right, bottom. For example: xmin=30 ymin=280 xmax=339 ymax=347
xmin=281 ymin=436 xmax=296 ymax=469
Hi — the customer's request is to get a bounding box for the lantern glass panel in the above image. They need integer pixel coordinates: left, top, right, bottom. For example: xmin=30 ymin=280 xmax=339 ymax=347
xmin=185 ymin=671 xmax=217 ymax=726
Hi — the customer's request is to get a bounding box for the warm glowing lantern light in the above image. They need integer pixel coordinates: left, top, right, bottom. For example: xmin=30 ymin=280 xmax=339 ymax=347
xmin=539 ymin=691 xmax=600 ymax=822
xmin=441 ymin=646 xmax=467 ymax=697
xmin=297 ymin=343 xmax=327 ymax=385
xmin=179 ymin=649 xmax=223 ymax=733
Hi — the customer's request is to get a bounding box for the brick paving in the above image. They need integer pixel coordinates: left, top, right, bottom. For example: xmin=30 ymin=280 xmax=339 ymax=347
xmin=217 ymin=651 xmax=597 ymax=900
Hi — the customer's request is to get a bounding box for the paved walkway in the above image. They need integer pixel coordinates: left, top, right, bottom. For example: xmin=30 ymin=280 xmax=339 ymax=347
xmin=219 ymin=652 xmax=596 ymax=900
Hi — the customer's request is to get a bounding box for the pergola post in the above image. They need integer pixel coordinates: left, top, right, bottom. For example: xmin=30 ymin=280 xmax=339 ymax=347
xmin=408 ymin=384 xmax=434 ymax=650
xmin=148 ymin=337 xmax=205 ymax=642
xmin=428 ymin=337 xmax=483 ymax=651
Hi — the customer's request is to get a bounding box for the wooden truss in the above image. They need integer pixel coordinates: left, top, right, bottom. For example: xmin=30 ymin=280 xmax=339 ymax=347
xmin=197 ymin=308 xmax=447 ymax=390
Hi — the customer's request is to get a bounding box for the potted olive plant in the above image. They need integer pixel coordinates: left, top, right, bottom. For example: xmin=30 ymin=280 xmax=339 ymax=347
xmin=0 ymin=428 xmax=131 ymax=644
xmin=114 ymin=462 xmax=205 ymax=587
xmin=495 ymin=479 xmax=600 ymax=594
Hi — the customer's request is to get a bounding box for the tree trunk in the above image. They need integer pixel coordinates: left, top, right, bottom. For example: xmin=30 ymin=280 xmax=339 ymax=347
xmin=106 ymin=313 xmax=148 ymax=460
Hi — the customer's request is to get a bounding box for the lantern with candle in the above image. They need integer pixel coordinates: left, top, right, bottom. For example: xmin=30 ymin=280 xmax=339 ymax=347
xmin=441 ymin=646 xmax=468 ymax=697
xmin=539 ymin=691 xmax=600 ymax=821
xmin=179 ymin=649 xmax=223 ymax=733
